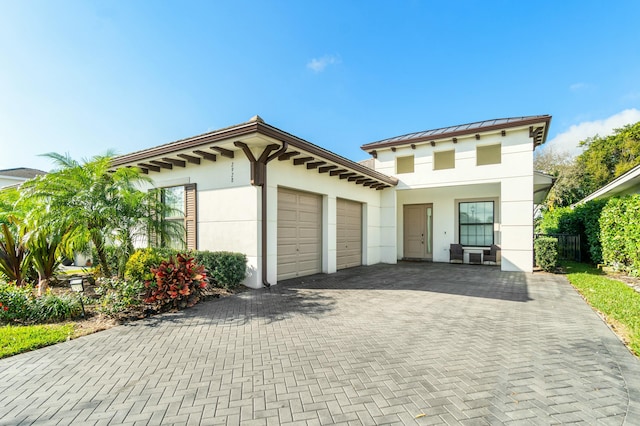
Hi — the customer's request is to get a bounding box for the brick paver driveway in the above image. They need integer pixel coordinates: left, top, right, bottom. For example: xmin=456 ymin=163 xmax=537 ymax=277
xmin=1 ymin=263 xmax=640 ymax=425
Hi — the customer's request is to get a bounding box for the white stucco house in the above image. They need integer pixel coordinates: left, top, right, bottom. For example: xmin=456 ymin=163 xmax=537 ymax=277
xmin=112 ymin=114 xmax=553 ymax=288
xmin=0 ymin=168 xmax=46 ymax=189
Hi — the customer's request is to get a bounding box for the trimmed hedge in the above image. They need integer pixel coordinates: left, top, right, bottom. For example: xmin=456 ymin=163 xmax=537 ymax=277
xmin=537 ymin=199 xmax=606 ymax=264
xmin=600 ymin=194 xmax=640 ymax=276
xmin=535 ymin=236 xmax=558 ymax=272
xmin=192 ymin=251 xmax=247 ymax=289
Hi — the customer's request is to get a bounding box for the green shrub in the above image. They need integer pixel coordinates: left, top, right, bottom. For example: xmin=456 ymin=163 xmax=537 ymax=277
xmin=95 ymin=277 xmax=145 ymax=316
xmin=144 ymin=254 xmax=208 ymax=310
xmin=124 ymin=249 xmax=164 ymax=282
xmin=600 ymin=195 xmax=640 ymax=276
xmin=573 ymin=200 xmax=606 ymax=264
xmin=535 ymin=236 xmax=558 ymax=272
xmin=192 ymin=251 xmax=247 ymax=289
xmin=30 ymin=294 xmax=82 ymax=323
xmin=0 ymin=283 xmax=81 ymax=323
xmin=0 ymin=283 xmax=34 ymax=323
xmin=536 ymin=207 xmax=570 ymax=234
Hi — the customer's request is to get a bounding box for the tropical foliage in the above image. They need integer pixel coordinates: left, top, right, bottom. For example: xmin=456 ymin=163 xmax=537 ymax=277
xmin=144 ymin=254 xmax=208 ymax=310
xmin=19 ymin=152 xmax=183 ymax=278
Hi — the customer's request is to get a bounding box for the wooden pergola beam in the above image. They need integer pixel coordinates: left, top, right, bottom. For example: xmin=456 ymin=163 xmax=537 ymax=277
xmin=340 ymin=172 xmax=357 ymax=179
xmin=306 ymin=161 xmax=326 ymax=169
xmin=150 ymin=160 xmax=172 ymax=170
xmin=211 ymin=147 xmax=235 ymax=158
xmin=138 ymin=163 xmax=160 ymax=172
xmin=278 ymin=151 xmax=300 ymax=161
xmin=177 ymin=153 xmax=201 ymax=165
xmin=318 ymin=165 xmax=338 ymax=173
xmin=193 ymin=150 xmax=217 ymax=162
xmin=162 ymin=157 xmax=186 ymax=168
xmin=293 ymin=156 xmax=314 ymax=165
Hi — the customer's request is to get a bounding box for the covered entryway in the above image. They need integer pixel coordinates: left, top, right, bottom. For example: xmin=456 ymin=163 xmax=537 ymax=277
xmin=336 ymin=198 xmax=362 ymax=270
xmin=403 ymin=203 xmax=433 ymax=260
xmin=277 ymin=188 xmax=322 ymax=280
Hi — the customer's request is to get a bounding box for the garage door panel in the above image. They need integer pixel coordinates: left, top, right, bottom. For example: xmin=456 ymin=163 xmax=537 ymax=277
xmin=337 ymin=198 xmax=362 ymax=270
xmin=277 ymin=188 xmax=322 ymax=280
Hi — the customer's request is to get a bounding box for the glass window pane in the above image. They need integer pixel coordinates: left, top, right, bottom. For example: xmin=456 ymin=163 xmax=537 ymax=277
xmin=459 ymin=201 xmax=494 ymax=246
xmin=163 ymin=186 xmax=185 ymax=216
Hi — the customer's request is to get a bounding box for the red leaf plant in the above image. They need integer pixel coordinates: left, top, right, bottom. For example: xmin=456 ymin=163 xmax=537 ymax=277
xmin=144 ymin=254 xmax=208 ymax=310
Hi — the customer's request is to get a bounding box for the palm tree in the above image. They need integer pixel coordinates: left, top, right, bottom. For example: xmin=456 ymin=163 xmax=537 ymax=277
xmin=20 ymin=152 xmax=184 ymax=277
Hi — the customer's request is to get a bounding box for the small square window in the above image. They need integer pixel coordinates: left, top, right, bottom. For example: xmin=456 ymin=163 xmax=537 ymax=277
xmin=477 ymin=144 xmax=501 ymax=166
xmin=434 ymin=150 xmax=455 ymax=170
xmin=396 ymin=155 xmax=414 ymax=174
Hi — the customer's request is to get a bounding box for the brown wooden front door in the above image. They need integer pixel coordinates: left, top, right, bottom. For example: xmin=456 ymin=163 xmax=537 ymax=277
xmin=403 ymin=204 xmax=433 ymax=260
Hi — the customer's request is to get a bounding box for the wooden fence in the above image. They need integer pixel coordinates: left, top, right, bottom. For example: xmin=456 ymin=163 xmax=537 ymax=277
xmin=535 ymin=233 xmax=581 ymax=262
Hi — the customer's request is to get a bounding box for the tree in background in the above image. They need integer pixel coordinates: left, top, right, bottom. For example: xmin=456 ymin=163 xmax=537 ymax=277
xmin=576 ymin=122 xmax=640 ymax=195
xmin=534 ymin=149 xmax=588 ymax=209
xmin=536 ymin=121 xmax=640 ymax=209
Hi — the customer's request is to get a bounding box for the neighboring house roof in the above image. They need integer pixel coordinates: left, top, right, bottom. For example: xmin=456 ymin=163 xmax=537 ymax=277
xmin=0 ymin=168 xmax=47 ymax=179
xmin=533 ymin=171 xmax=555 ymax=204
xmin=361 ymin=115 xmax=552 ymax=151
xmin=574 ymin=163 xmax=640 ymax=205
xmin=0 ymin=168 xmax=47 ymax=189
xmin=112 ymin=115 xmax=399 ymax=190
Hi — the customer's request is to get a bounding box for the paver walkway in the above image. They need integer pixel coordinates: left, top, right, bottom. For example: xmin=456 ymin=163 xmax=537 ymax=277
xmin=1 ymin=263 xmax=639 ymax=425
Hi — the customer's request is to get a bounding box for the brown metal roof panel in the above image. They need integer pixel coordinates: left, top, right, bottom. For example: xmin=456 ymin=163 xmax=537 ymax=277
xmin=361 ymin=115 xmax=551 ymax=150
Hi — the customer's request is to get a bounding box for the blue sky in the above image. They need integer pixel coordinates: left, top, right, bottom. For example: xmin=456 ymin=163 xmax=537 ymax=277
xmin=2 ymin=1 xmax=640 ymax=171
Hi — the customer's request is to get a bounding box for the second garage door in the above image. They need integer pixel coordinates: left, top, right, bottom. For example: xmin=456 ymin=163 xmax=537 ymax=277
xmin=277 ymin=188 xmax=322 ymax=280
xmin=337 ymin=198 xmax=362 ymax=270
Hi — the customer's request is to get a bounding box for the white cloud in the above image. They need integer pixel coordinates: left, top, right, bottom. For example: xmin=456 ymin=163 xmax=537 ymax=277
xmin=569 ymin=82 xmax=588 ymax=91
xmin=544 ymin=109 xmax=640 ymax=157
xmin=307 ymin=55 xmax=340 ymax=73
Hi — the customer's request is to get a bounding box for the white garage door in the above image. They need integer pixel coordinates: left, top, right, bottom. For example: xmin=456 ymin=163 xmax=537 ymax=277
xmin=337 ymin=198 xmax=362 ymax=270
xmin=277 ymin=188 xmax=322 ymax=280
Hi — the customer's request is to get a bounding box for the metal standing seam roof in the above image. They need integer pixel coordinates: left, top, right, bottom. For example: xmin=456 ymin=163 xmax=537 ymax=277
xmin=361 ymin=115 xmax=552 ymax=150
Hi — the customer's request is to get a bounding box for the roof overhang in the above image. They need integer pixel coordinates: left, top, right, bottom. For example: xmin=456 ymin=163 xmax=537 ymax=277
xmin=573 ymin=164 xmax=640 ymax=205
xmin=111 ymin=117 xmax=398 ymax=190
xmin=533 ymin=171 xmax=555 ymax=204
xmin=361 ymin=115 xmax=552 ymax=154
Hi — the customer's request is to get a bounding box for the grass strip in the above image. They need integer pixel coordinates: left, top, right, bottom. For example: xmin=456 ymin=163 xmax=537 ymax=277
xmin=562 ymin=261 xmax=640 ymax=356
xmin=0 ymin=323 xmax=75 ymax=359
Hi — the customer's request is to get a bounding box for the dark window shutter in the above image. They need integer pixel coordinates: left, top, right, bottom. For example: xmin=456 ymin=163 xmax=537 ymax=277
xmin=185 ymin=183 xmax=197 ymax=250
xmin=148 ymin=188 xmax=160 ymax=247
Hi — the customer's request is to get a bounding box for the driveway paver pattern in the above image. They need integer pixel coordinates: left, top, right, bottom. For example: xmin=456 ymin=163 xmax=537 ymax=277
xmin=1 ymin=263 xmax=639 ymax=425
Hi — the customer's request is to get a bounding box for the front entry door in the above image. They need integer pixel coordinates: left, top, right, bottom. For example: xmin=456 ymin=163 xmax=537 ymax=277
xmin=403 ymin=204 xmax=433 ymax=260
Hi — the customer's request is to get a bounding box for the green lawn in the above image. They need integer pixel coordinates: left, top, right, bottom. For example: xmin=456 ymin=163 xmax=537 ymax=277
xmin=0 ymin=323 xmax=75 ymax=359
xmin=562 ymin=261 xmax=640 ymax=356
